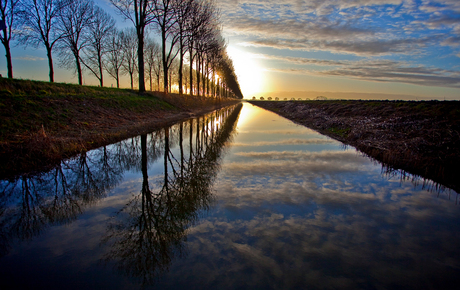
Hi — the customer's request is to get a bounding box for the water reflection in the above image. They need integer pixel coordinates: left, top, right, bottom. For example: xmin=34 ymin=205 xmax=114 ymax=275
xmin=101 ymin=105 xmax=241 ymax=285
xmin=0 ymin=148 xmax=125 ymax=256
xmin=0 ymin=104 xmax=241 ymax=263
xmin=1 ymin=102 xmax=459 ymax=289
xmin=149 ymin=103 xmax=459 ymax=289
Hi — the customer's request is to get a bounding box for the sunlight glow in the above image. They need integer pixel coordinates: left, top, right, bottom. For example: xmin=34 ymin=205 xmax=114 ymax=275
xmin=227 ymin=46 xmax=265 ymax=98
xmin=236 ymin=102 xmax=264 ymax=129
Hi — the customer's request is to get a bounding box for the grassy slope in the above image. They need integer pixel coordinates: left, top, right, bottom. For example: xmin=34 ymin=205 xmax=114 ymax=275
xmin=249 ymin=100 xmax=460 ymax=191
xmin=0 ymin=78 xmax=238 ymax=177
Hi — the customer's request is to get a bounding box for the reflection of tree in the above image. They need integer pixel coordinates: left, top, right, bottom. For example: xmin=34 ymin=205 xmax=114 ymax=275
xmin=0 ymin=141 xmax=143 ymax=256
xmin=101 ymin=104 xmax=242 ymax=285
xmin=0 ymin=103 xmax=241 ymax=264
xmin=381 ymin=165 xmax=460 ymax=202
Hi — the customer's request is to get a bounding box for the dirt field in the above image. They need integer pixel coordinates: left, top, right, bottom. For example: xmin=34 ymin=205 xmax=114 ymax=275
xmin=249 ymin=100 xmax=460 ymax=192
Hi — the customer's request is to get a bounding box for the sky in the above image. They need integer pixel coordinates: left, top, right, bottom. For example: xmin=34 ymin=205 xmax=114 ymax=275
xmin=221 ymin=0 xmax=460 ymax=100
xmin=2 ymin=0 xmax=460 ymax=100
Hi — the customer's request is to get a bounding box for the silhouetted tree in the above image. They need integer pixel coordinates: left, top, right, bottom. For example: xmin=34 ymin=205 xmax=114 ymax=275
xmin=0 ymin=0 xmax=20 ymax=78
xmin=57 ymin=0 xmax=94 ymax=85
xmin=19 ymin=0 xmax=68 ymax=82
xmin=144 ymin=38 xmax=160 ymax=91
xmin=174 ymin=0 xmax=193 ymax=95
xmin=152 ymin=0 xmax=181 ymax=94
xmin=110 ymin=0 xmax=157 ymax=92
xmin=185 ymin=0 xmax=211 ymax=96
xmin=80 ymin=5 xmax=115 ymax=87
xmin=105 ymin=30 xmax=125 ymax=88
xmin=121 ymin=29 xmax=138 ymax=89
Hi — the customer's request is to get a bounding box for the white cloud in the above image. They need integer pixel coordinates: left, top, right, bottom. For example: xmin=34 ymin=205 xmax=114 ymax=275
xmin=261 ymin=54 xmax=460 ymax=87
xmin=14 ymin=55 xmax=46 ymax=61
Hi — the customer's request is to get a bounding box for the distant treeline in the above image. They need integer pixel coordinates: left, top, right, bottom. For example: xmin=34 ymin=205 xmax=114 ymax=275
xmin=0 ymin=0 xmax=243 ymax=98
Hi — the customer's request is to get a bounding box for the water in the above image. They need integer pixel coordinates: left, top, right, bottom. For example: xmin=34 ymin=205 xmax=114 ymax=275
xmin=1 ymin=102 xmax=459 ymax=289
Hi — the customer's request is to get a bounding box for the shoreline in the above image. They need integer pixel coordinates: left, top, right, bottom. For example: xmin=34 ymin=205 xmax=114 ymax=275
xmin=0 ymin=78 xmax=240 ymax=178
xmin=248 ymin=100 xmax=460 ymax=192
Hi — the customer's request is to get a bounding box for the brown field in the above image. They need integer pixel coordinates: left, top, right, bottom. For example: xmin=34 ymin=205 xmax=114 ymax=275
xmin=249 ymin=100 xmax=460 ymax=192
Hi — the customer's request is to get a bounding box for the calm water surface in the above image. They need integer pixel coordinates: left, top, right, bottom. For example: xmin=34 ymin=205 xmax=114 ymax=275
xmin=1 ymin=102 xmax=459 ymax=289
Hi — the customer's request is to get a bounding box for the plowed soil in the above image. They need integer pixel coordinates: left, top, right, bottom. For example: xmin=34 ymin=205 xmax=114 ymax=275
xmin=249 ymin=100 xmax=460 ymax=192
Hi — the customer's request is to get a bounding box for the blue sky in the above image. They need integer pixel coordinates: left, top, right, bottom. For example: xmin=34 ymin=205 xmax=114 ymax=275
xmin=2 ymin=0 xmax=460 ymax=99
xmin=220 ymin=0 xmax=460 ymax=99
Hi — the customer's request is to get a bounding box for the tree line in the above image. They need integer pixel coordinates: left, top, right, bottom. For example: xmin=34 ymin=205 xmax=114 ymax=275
xmin=0 ymin=0 xmax=243 ymax=98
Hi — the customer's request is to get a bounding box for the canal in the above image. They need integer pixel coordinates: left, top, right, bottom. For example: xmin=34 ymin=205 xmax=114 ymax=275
xmin=1 ymin=102 xmax=459 ymax=289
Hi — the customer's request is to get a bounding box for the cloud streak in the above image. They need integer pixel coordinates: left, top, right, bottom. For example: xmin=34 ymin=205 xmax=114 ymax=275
xmin=218 ymin=0 xmax=460 ymax=90
xmin=14 ymin=55 xmax=46 ymax=61
xmin=231 ymin=138 xmax=336 ymax=147
xmin=263 ymin=55 xmax=460 ymax=87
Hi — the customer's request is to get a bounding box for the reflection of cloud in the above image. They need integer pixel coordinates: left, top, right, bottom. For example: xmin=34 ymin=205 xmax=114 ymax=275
xmin=232 ymin=138 xmax=336 ymax=147
xmin=165 ymin=178 xmax=460 ymax=288
xmin=223 ymin=150 xmax=372 ymax=178
xmin=237 ymin=128 xmax=318 ymax=135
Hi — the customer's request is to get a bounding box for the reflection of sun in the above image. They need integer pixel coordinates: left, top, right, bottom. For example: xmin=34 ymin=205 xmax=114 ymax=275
xmin=227 ymin=46 xmax=264 ymax=98
xmin=236 ymin=103 xmax=263 ymax=128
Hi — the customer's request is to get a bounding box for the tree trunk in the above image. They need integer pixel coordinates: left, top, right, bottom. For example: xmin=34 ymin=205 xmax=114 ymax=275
xmin=46 ymin=45 xmax=54 ymax=82
xmin=149 ymin=69 xmax=153 ymax=91
xmin=212 ymin=69 xmax=215 ymax=97
xmin=189 ymin=44 xmax=194 ymax=96
xmin=2 ymin=36 xmax=13 ymax=78
xmin=98 ymin=50 xmax=104 ymax=87
xmin=196 ymin=55 xmax=200 ymax=96
xmin=137 ymin=28 xmax=145 ymax=92
xmin=161 ymin=27 xmax=168 ymax=94
xmin=157 ymin=72 xmax=160 ymax=91
xmin=206 ymin=62 xmax=209 ymax=96
xmin=201 ymin=59 xmax=205 ymax=97
xmin=76 ymin=54 xmax=83 ymax=85
xmin=130 ymin=72 xmax=134 ymax=89
xmin=178 ymin=31 xmax=183 ymax=95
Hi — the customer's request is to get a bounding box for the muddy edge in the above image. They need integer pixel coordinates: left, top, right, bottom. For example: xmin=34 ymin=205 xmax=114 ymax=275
xmin=249 ymin=100 xmax=460 ymax=192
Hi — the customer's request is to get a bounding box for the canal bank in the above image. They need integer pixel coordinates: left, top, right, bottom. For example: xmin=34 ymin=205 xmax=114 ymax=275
xmin=0 ymin=78 xmax=240 ymax=178
xmin=2 ymin=102 xmax=459 ymax=289
xmin=249 ymin=100 xmax=460 ymax=192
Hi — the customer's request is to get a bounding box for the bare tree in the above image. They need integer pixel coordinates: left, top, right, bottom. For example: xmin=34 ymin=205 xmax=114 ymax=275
xmin=185 ymin=0 xmax=213 ymax=96
xmin=152 ymin=43 xmax=162 ymax=91
xmin=194 ymin=21 xmax=215 ymax=96
xmin=57 ymin=0 xmax=94 ymax=85
xmin=168 ymin=57 xmax=179 ymax=93
xmin=19 ymin=0 xmax=68 ymax=82
xmin=110 ymin=0 xmax=156 ymax=92
xmin=121 ymin=29 xmax=138 ymax=89
xmin=144 ymin=38 xmax=160 ymax=91
xmin=152 ymin=0 xmax=181 ymax=94
xmin=217 ymin=49 xmax=243 ymax=98
xmin=105 ymin=30 xmax=125 ymax=88
xmin=0 ymin=0 xmax=20 ymax=78
xmin=174 ymin=0 xmax=193 ymax=95
xmin=80 ymin=5 xmax=115 ymax=87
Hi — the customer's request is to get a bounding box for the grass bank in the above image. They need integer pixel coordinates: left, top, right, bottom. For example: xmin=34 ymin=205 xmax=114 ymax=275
xmin=249 ymin=100 xmax=460 ymax=192
xmin=0 ymin=78 xmax=239 ymax=177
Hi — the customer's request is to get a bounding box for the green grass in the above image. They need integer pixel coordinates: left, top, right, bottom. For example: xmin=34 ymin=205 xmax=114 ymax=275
xmin=0 ymin=78 xmax=175 ymax=141
xmin=0 ymin=77 xmax=240 ymax=177
xmin=327 ymin=127 xmax=351 ymax=138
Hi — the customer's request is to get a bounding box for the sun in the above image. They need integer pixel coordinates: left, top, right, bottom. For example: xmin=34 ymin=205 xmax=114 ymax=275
xmin=226 ymin=45 xmax=265 ymax=98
